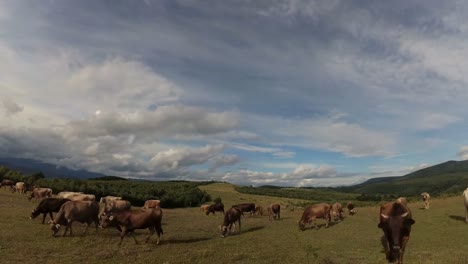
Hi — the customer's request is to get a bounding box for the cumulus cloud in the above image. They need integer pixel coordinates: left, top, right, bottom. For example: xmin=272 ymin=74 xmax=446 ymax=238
xmin=457 ymin=146 xmax=468 ymax=160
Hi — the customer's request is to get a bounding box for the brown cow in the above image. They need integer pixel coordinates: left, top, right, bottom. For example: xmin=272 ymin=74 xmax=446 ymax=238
xmin=28 ymin=188 xmax=53 ymax=201
xmin=298 ymin=203 xmax=331 ymax=230
xmin=220 ymin=207 xmax=242 ymax=237
xmin=331 ymin=202 xmax=344 ymax=221
xmin=347 ymin=201 xmax=356 ymax=215
xmin=49 ymin=201 xmax=100 ymax=237
xmin=420 ymin=192 xmax=430 ymax=209
xmin=103 ymin=199 xmax=131 ymax=213
xmin=0 ymin=179 xmax=14 ymax=188
xmin=206 ymin=203 xmax=225 ymax=215
xmin=232 ymin=203 xmax=255 ymax=217
xmin=378 ymin=202 xmax=415 ymax=264
xmin=143 ymin=199 xmax=161 ymax=209
xmin=99 ymin=207 xmax=163 ymax=246
xmin=268 ymin=204 xmax=281 ymax=221
xmin=30 ymin=198 xmax=70 ymax=224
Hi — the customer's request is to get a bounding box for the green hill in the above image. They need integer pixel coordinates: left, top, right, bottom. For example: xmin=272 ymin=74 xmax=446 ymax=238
xmin=340 ymin=160 xmax=468 ymax=196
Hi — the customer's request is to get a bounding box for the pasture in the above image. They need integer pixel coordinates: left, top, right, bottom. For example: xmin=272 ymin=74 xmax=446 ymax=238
xmin=0 ymin=183 xmax=467 ymax=264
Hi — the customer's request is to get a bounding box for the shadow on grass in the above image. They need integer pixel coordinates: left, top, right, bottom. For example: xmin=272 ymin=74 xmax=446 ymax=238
xmin=242 ymin=226 xmax=265 ymax=233
xmin=165 ymin=237 xmax=212 ymax=244
xmin=449 ymin=215 xmax=466 ymax=222
xmin=418 ymin=207 xmax=427 ymax=210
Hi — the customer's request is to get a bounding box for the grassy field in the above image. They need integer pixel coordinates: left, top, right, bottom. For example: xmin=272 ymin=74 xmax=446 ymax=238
xmin=1 ymin=183 xmax=467 ymax=264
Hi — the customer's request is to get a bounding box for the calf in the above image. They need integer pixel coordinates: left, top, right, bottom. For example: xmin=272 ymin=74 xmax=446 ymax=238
xmin=220 ymin=207 xmax=242 ymax=237
xmin=206 ymin=203 xmax=225 ymax=215
xmin=232 ymin=203 xmax=255 ymax=217
xmin=268 ymin=204 xmax=281 ymax=221
xmin=99 ymin=207 xmax=163 ymax=246
xmin=331 ymin=202 xmax=344 ymax=221
xmin=298 ymin=203 xmax=331 ymax=230
xmin=30 ymin=198 xmax=70 ymax=224
xmin=378 ymin=202 xmax=415 ymax=264
xmin=49 ymin=201 xmax=100 ymax=237
xmin=143 ymin=199 xmax=160 ymax=209
xmin=28 ymin=188 xmax=53 ymax=201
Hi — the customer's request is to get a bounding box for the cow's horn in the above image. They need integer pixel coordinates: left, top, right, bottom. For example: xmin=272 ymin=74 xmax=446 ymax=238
xmin=380 ymin=213 xmax=389 ymax=219
xmin=400 ymin=212 xmax=408 ymax=217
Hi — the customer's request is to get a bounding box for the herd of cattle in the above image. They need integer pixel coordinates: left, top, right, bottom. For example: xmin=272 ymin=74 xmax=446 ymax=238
xmin=2 ymin=178 xmax=468 ymax=264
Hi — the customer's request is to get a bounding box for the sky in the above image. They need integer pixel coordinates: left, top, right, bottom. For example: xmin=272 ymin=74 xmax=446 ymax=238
xmin=1 ymin=0 xmax=468 ymax=187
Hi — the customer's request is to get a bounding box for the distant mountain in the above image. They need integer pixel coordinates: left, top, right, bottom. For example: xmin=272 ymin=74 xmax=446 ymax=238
xmin=341 ymin=160 xmax=468 ymax=196
xmin=0 ymin=157 xmax=106 ymax=179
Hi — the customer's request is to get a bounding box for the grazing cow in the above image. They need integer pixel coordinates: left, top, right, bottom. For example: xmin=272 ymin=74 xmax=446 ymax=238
xmin=206 ymin=203 xmax=225 ymax=215
xmin=268 ymin=204 xmax=281 ymax=221
xmin=254 ymin=205 xmax=264 ymax=216
xmin=220 ymin=207 xmax=242 ymax=237
xmin=421 ymin=192 xmax=430 ymax=209
xmin=28 ymin=188 xmax=53 ymax=201
xmin=99 ymin=207 xmax=163 ymax=246
xmin=69 ymin=194 xmax=95 ymax=202
xmin=99 ymin=196 xmax=122 ymax=203
xmin=232 ymin=203 xmax=256 ymax=217
xmin=143 ymin=199 xmax=161 ymax=209
xmin=30 ymin=198 xmax=70 ymax=224
xmin=378 ymin=202 xmax=415 ymax=264
xmin=49 ymin=201 xmax=100 ymax=237
xmin=200 ymin=204 xmax=210 ymax=213
xmin=298 ymin=203 xmax=332 ymax=230
xmin=57 ymin=191 xmax=84 ymax=199
xmin=103 ymin=199 xmax=131 ymax=213
xmin=463 ymin=188 xmax=468 ymax=223
xmin=0 ymin=179 xmax=14 ymax=188
xmin=14 ymin=182 xmax=26 ymax=194
xmin=347 ymin=202 xmax=356 ymax=215
xmin=331 ymin=202 xmax=344 ymax=221
xmin=396 ymin=197 xmax=408 ymax=207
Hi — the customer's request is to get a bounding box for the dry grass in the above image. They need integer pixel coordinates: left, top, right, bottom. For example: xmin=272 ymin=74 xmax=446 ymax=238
xmin=0 ymin=183 xmax=467 ymax=264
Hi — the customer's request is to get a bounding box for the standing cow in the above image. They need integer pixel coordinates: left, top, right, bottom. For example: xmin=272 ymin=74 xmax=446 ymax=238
xmin=220 ymin=207 xmax=242 ymax=237
xmin=463 ymin=188 xmax=468 ymax=223
xmin=49 ymin=201 xmax=100 ymax=237
xmin=232 ymin=203 xmax=256 ymax=217
xmin=268 ymin=204 xmax=281 ymax=221
xmin=13 ymin=182 xmax=26 ymax=194
xmin=378 ymin=201 xmax=415 ymax=264
xmin=143 ymin=199 xmax=160 ymax=209
xmin=206 ymin=203 xmax=225 ymax=215
xmin=298 ymin=203 xmax=331 ymax=230
xmin=346 ymin=202 xmax=356 ymax=215
xmin=331 ymin=202 xmax=344 ymax=221
xmin=28 ymin=188 xmax=53 ymax=201
xmin=0 ymin=179 xmax=15 ymax=188
xmin=99 ymin=207 xmax=163 ymax=246
xmin=420 ymin=192 xmax=430 ymax=209
xmin=99 ymin=196 xmax=122 ymax=203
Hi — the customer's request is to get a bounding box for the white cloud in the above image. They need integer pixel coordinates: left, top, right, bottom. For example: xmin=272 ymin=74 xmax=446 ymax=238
xmin=457 ymin=146 xmax=468 ymax=160
xmin=416 ymin=113 xmax=462 ymax=130
xmin=2 ymin=98 xmax=23 ymax=115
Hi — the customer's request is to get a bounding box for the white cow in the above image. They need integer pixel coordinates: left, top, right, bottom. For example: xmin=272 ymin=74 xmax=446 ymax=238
xmin=463 ymin=188 xmax=468 ymax=223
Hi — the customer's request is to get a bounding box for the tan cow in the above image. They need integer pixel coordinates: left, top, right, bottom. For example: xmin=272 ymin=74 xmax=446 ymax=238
xmin=298 ymin=203 xmax=331 ymax=230
xmin=49 ymin=201 xmax=100 ymax=237
xmin=103 ymin=199 xmax=131 ymax=213
xmin=421 ymin=192 xmax=430 ymax=209
xmin=331 ymin=202 xmax=344 ymax=221
xmin=268 ymin=204 xmax=280 ymax=221
xmin=28 ymin=188 xmax=53 ymax=201
xmin=57 ymin=191 xmax=84 ymax=199
xmin=463 ymin=188 xmax=468 ymax=223
xmin=254 ymin=205 xmax=264 ymax=216
xmin=14 ymin=182 xmax=26 ymax=194
xmin=99 ymin=196 xmax=122 ymax=203
xmin=143 ymin=199 xmax=160 ymax=209
xmin=70 ymin=194 xmax=96 ymax=202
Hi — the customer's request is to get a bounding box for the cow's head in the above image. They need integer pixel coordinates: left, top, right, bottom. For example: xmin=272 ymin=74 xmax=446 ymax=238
xmin=220 ymin=225 xmax=229 ymax=237
xmin=99 ymin=212 xmax=114 ymax=229
xmin=49 ymin=221 xmax=61 ymax=236
xmin=30 ymin=209 xmax=40 ymax=219
xmin=298 ymin=221 xmax=306 ymax=231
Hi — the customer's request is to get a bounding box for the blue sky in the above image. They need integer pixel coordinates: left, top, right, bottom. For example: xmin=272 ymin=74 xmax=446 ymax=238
xmin=1 ymin=0 xmax=468 ymax=186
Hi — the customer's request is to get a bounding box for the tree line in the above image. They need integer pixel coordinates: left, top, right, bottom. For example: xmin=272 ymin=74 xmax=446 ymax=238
xmin=0 ymin=166 xmax=212 ymax=208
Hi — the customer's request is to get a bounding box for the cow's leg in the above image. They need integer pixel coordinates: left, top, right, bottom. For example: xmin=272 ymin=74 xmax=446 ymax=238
xmin=82 ymin=222 xmax=90 ymax=235
xmin=155 ymin=224 xmax=163 ymax=245
xmin=145 ymin=227 xmax=155 ymax=243
xmin=42 ymin=213 xmax=47 ymax=224
xmin=238 ymin=218 xmax=241 ymax=233
xmin=398 ymin=236 xmax=410 ymax=264
xmin=118 ymin=227 xmax=128 ymax=246
xmin=131 ymin=232 xmax=140 ymax=245
xmin=48 ymin=212 xmax=54 ymax=223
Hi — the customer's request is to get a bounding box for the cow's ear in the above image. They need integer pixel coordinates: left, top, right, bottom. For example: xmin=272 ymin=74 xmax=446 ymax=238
xmin=377 ymin=222 xmax=383 ymax=228
xmin=404 ymin=218 xmax=415 ymax=227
